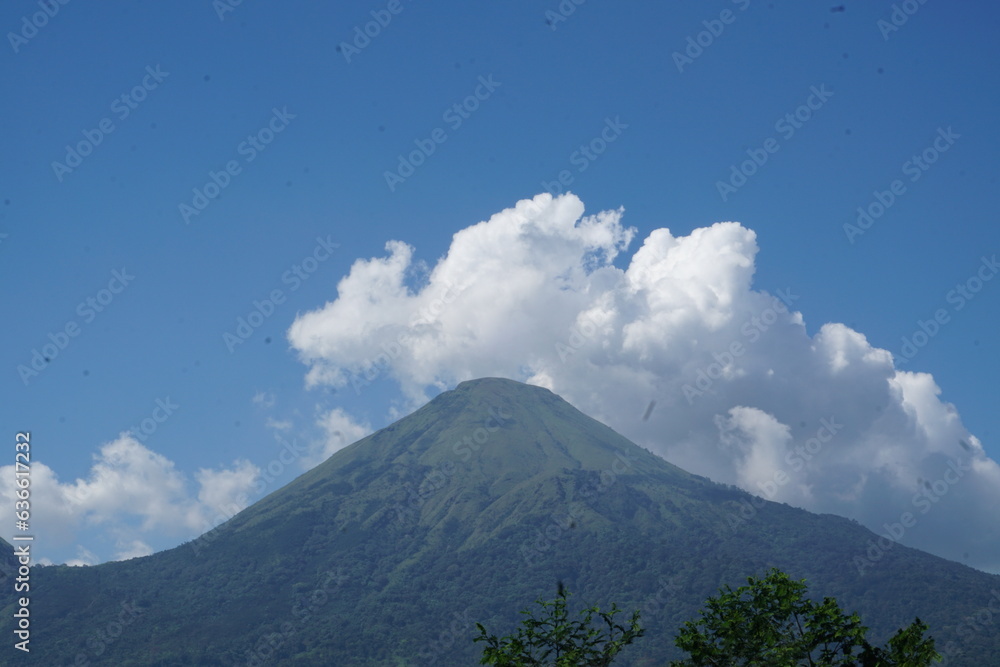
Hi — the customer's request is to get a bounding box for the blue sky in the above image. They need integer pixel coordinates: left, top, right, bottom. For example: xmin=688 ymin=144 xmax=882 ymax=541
xmin=3 ymin=1 xmax=999 ymax=568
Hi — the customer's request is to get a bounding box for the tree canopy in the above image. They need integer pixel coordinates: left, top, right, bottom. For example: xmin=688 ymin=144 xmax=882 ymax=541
xmin=670 ymin=568 xmax=939 ymax=667
xmin=474 ymin=584 xmax=644 ymax=666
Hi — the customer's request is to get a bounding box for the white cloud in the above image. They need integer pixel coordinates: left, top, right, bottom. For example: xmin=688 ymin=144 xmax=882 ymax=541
xmin=195 ymin=459 xmax=261 ymax=516
xmin=288 ymin=193 xmax=635 ymax=404
xmin=265 ymin=417 xmax=293 ymax=432
xmin=114 ymin=539 xmax=153 ymax=561
xmin=306 ymin=408 xmax=372 ymax=467
xmin=65 ymin=545 xmax=99 ymax=567
xmin=715 ymin=406 xmax=805 ymax=503
xmin=288 ymin=192 xmax=1000 ymax=573
xmin=0 ymin=434 xmax=261 ymax=564
xmin=252 ymin=391 xmax=276 ymax=408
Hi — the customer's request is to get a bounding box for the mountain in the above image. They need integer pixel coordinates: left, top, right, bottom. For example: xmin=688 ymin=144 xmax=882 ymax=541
xmin=3 ymin=377 xmax=998 ymax=665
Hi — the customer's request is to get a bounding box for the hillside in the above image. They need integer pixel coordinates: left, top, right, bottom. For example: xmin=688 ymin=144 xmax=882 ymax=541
xmin=2 ymin=378 xmax=997 ymax=665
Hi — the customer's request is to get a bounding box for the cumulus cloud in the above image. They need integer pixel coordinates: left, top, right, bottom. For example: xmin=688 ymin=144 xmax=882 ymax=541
xmin=195 ymin=459 xmax=261 ymax=515
xmin=0 ymin=434 xmax=260 ymax=564
xmin=288 ymin=194 xmax=635 ymax=402
xmin=307 ymin=408 xmax=372 ymax=467
xmin=288 ymin=192 xmax=1000 ymax=573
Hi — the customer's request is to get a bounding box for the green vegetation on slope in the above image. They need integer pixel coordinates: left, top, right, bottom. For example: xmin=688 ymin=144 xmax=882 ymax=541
xmin=0 ymin=378 xmax=996 ymax=665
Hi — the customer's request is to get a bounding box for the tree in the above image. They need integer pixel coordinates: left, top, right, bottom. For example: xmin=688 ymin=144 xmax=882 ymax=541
xmin=670 ymin=568 xmax=939 ymax=666
xmin=474 ymin=584 xmax=644 ymax=666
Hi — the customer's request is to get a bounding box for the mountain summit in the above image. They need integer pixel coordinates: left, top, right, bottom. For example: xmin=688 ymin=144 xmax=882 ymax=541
xmin=4 ymin=378 xmax=999 ymax=665
xmin=226 ymin=377 xmax=701 ymax=554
